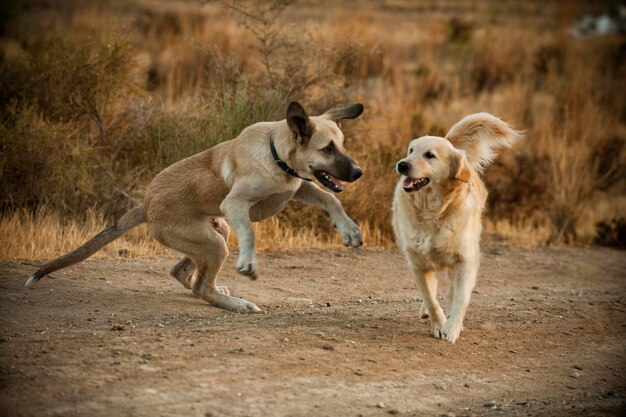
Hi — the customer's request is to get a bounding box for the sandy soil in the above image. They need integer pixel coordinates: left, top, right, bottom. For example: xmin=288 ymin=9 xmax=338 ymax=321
xmin=0 ymin=246 xmax=625 ymax=417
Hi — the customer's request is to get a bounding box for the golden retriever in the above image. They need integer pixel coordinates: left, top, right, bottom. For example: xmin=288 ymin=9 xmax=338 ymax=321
xmin=392 ymin=113 xmax=521 ymax=342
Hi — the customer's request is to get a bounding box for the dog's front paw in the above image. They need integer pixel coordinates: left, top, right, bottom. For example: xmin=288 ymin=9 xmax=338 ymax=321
xmin=236 ymin=255 xmax=258 ymax=280
xmin=431 ymin=319 xmax=445 ymax=339
xmin=334 ymin=217 xmax=363 ymax=248
xmin=441 ymin=320 xmax=463 ymax=343
xmin=428 ymin=309 xmax=447 ymax=339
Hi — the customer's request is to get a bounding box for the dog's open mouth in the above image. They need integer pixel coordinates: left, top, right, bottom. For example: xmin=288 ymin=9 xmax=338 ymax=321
xmin=314 ymin=170 xmax=344 ymax=193
xmin=403 ymin=176 xmax=430 ymax=192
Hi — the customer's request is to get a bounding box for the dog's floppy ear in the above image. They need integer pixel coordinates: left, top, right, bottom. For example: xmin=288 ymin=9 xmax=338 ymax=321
xmin=287 ymin=101 xmax=313 ymax=145
xmin=445 ymin=113 xmax=522 ymax=174
xmin=322 ymin=103 xmax=364 ymax=122
xmin=450 ymin=150 xmax=470 ymax=183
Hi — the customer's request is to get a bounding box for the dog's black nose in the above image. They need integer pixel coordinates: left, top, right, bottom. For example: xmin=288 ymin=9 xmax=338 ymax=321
xmin=350 ymin=166 xmax=363 ymax=181
xmin=397 ymin=161 xmax=411 ymax=175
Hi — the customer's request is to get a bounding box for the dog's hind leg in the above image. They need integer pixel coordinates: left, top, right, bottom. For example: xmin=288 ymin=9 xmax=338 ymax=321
xmin=441 ymin=262 xmax=478 ymax=343
xmin=190 ymin=219 xmax=261 ymax=313
xmin=169 ymin=256 xmax=227 ymax=294
xmin=418 ymin=276 xmax=438 ymax=319
xmin=444 ymin=278 xmax=455 ymax=311
xmin=152 ymin=217 xmax=261 ymax=313
xmin=170 ymin=257 xmax=229 ymax=293
xmin=170 ymin=256 xmax=196 ymax=289
xmin=192 ymin=259 xmax=261 ymax=313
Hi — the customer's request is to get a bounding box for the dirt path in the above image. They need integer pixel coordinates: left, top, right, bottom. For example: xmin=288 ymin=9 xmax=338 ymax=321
xmin=1 ymin=246 xmax=625 ymax=417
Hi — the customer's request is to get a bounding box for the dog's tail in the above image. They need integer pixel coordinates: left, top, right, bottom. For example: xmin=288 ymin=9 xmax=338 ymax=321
xmin=445 ymin=113 xmax=522 ymax=174
xmin=25 ymin=206 xmax=147 ymax=287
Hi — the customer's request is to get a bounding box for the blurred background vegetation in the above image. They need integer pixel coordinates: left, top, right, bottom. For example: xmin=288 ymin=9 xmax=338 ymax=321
xmin=0 ymin=0 xmax=625 ymax=258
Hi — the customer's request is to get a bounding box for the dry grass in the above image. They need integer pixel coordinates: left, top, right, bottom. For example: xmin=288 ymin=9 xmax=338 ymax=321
xmin=1 ymin=0 xmax=625 ymax=260
xmin=0 ymin=209 xmax=166 ymax=260
xmin=0 ymin=209 xmax=389 ymax=260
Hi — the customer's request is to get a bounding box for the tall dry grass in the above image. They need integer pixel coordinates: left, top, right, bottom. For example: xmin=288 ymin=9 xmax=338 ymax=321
xmin=0 ymin=209 xmax=165 ymax=260
xmin=0 ymin=208 xmax=390 ymax=260
xmin=0 ymin=0 xmax=624 ymax=260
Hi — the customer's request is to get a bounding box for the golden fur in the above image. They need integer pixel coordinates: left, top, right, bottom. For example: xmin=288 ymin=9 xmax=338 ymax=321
xmin=393 ymin=113 xmax=521 ymax=343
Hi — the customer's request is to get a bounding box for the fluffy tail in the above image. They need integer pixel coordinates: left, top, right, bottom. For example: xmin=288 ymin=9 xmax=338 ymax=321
xmin=445 ymin=112 xmax=522 ymax=173
xmin=25 ymin=206 xmax=147 ymax=287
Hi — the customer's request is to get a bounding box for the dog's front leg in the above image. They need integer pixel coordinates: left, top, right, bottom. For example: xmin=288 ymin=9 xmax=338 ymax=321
xmin=441 ymin=261 xmax=478 ymax=343
xmin=294 ymin=182 xmax=363 ymax=247
xmin=407 ymin=257 xmax=447 ymax=338
xmin=221 ymin=194 xmax=257 ymax=279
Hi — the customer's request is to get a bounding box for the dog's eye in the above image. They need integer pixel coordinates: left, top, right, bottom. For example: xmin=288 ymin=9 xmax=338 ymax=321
xmin=409 ymin=147 xmax=414 ymax=154
xmin=321 ymin=143 xmax=334 ymax=154
xmin=424 ymin=151 xmax=436 ymax=159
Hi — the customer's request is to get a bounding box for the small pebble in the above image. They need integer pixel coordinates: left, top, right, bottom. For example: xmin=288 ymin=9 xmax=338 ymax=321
xmin=569 ymin=370 xmax=581 ymax=378
xmin=376 ymin=402 xmax=386 ymax=409
xmin=483 ymin=400 xmax=498 ymax=408
xmin=322 ymin=343 xmax=334 ymax=351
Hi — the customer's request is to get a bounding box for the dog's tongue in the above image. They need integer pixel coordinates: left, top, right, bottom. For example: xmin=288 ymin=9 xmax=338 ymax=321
xmin=328 ymin=173 xmax=344 ymax=192
xmin=403 ymin=176 xmax=430 ymax=192
xmin=403 ymin=177 xmax=419 ymax=188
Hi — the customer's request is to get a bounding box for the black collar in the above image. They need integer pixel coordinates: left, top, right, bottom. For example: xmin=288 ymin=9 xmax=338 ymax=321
xmin=269 ymin=135 xmax=312 ymax=181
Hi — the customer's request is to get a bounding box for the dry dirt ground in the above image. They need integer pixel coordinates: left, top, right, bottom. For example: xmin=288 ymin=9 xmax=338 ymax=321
xmin=0 ymin=246 xmax=625 ymax=417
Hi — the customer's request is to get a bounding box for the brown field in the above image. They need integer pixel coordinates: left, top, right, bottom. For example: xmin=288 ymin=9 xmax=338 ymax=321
xmin=1 ymin=1 xmax=626 ymax=416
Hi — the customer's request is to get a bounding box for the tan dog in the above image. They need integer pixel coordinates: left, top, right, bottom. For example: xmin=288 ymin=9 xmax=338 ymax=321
xmin=26 ymin=102 xmax=365 ymax=313
xmin=392 ymin=113 xmax=521 ymax=343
